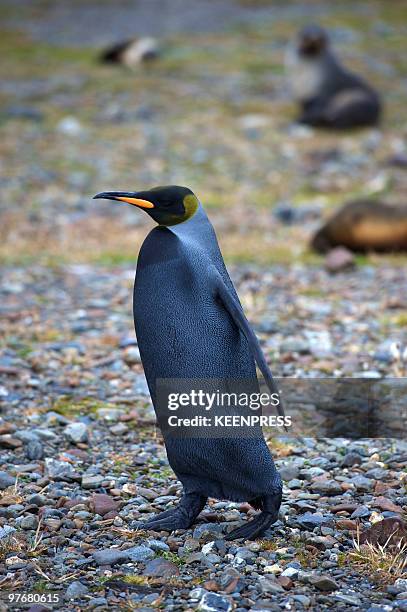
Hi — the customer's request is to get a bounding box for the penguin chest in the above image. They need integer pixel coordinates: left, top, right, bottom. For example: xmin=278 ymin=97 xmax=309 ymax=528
xmin=133 ymin=261 xmax=250 ymax=381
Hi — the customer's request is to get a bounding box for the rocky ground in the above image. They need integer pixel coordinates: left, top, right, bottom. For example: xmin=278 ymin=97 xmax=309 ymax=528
xmin=1 ymin=0 xmax=407 ymax=610
xmin=0 ymin=264 xmax=406 ymax=611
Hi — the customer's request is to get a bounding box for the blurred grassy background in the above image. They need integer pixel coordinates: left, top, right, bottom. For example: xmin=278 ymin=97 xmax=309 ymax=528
xmin=0 ymin=0 xmax=407 ymax=266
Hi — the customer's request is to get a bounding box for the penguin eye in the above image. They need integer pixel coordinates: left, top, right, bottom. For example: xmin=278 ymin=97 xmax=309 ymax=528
xmin=160 ymin=198 xmax=175 ymax=209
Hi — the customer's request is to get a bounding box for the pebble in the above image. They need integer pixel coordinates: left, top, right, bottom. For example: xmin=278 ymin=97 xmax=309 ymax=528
xmin=351 ymin=505 xmax=371 ymax=519
xmin=0 ymin=525 xmax=16 ymax=540
xmin=258 ymin=576 xmax=285 ymax=594
xmin=45 ymin=458 xmax=77 ymax=480
xmin=143 ymin=557 xmax=180 ymax=578
xmin=65 ymin=581 xmax=89 ymax=600
xmin=123 ymin=346 xmax=142 ymax=365
xmin=0 ymin=471 xmax=15 ymax=489
xmin=310 ymin=575 xmax=339 ymax=591
xmin=198 ymin=592 xmax=232 ymax=611
xmin=25 ymin=440 xmax=44 ymax=460
xmin=92 ymin=548 xmax=130 ymax=566
xmin=350 ymin=475 xmax=374 ymax=491
xmin=57 ymin=116 xmax=83 ymax=135
xmin=18 ymin=515 xmax=39 ymax=530
xmin=341 ymin=452 xmax=362 ymax=467
xmin=279 ymin=465 xmax=300 ymax=481
xmin=91 ymin=493 xmax=119 ymax=516
xmin=146 ymin=539 xmax=170 ymax=552
xmin=81 ymin=474 xmax=105 ymax=489
xmin=325 ymin=247 xmax=355 ymax=273
xmin=296 ymin=512 xmax=330 ymax=529
xmin=64 ymin=422 xmax=89 ymax=443
xmin=310 ymin=480 xmax=342 ymax=495
xmin=193 ymin=524 xmax=224 ymax=541
xmin=126 ymin=545 xmax=155 ymax=562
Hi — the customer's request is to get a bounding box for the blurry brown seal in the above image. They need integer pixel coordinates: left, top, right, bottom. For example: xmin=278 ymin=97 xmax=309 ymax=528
xmin=311 ymin=200 xmax=407 ymax=253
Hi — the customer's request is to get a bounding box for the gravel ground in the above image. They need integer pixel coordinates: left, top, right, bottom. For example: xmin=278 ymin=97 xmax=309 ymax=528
xmin=0 ymin=264 xmax=406 ymax=610
xmin=1 ymin=0 xmax=407 ymax=609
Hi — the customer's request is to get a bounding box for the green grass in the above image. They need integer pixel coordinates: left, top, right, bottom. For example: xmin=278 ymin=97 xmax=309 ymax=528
xmin=52 ymin=396 xmax=107 ymax=417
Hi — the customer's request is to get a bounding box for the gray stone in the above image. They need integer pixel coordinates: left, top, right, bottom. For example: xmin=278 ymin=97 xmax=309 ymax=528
xmin=296 ymin=512 xmax=330 ymax=529
xmin=64 ymin=422 xmax=89 ymax=443
xmin=351 ymin=505 xmax=370 ymax=519
xmin=306 ymin=535 xmax=335 ymax=550
xmin=57 ymin=116 xmax=83 ymax=136
xmin=0 ymin=525 xmax=16 ymax=540
xmin=310 ymin=480 xmax=342 ymax=495
xmin=258 ymin=576 xmax=285 ymax=594
xmin=65 ymin=581 xmax=89 ymax=600
xmin=82 ymin=474 xmax=104 ymax=489
xmin=281 ymin=566 xmax=299 ymax=579
xmin=291 ymin=594 xmax=311 ymax=608
xmin=325 ymin=247 xmax=355 ymax=273
xmin=235 ymin=547 xmax=256 ymax=560
xmin=92 ymin=548 xmax=129 ymax=566
xmin=280 ymin=337 xmax=310 ymax=354
xmin=279 ymin=465 xmax=300 ymax=481
xmin=143 ymin=557 xmax=180 ymax=578
xmin=193 ymin=523 xmax=224 ymax=540
xmin=287 ymin=479 xmax=303 ymax=489
xmin=0 ymin=471 xmax=15 ymax=490
xmin=123 ymin=346 xmax=141 ymax=365
xmin=198 ymin=592 xmax=232 ymax=611
xmin=333 ymin=593 xmax=362 ymax=606
xmin=45 ymin=458 xmax=77 ymax=480
xmin=110 ymin=423 xmax=128 ymax=436
xmin=350 ymin=475 xmax=373 ymax=492
xmin=27 ymin=493 xmax=48 ymax=508
xmin=310 ymin=574 xmax=339 ymax=591
xmin=126 ymin=545 xmax=155 ymax=562
xmin=341 ymin=452 xmax=362 ymax=467
xmin=20 ymin=515 xmax=39 ymax=530
xmin=88 ymin=597 xmax=108 ymax=608
xmin=146 ymin=539 xmax=170 ymax=552
xmin=25 ymin=440 xmax=44 ymax=460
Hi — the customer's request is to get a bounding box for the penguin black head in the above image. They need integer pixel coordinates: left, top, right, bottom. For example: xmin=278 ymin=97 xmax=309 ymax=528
xmin=93 ymin=185 xmax=199 ymax=226
xmin=297 ymin=24 xmax=328 ymax=57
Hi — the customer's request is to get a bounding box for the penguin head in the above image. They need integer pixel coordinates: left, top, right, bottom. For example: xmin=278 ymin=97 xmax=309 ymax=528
xmin=297 ymin=24 xmax=328 ymax=57
xmin=93 ymin=185 xmax=199 ymax=226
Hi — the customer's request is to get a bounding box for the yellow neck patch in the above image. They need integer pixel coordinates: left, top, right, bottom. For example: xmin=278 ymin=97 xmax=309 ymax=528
xmin=159 ymin=194 xmax=199 ymax=227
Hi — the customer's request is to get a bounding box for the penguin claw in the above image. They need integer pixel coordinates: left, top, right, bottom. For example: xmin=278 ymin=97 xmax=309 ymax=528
xmin=225 ymin=510 xmax=278 ymax=541
xmin=142 ymin=508 xmax=178 ymax=525
xmin=140 ymin=494 xmax=207 ymax=533
xmin=140 ymin=509 xmax=192 ymax=532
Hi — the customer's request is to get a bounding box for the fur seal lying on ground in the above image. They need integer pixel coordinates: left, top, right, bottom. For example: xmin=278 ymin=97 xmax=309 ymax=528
xmin=100 ymin=37 xmax=160 ymax=67
xmin=311 ymin=200 xmax=407 ymax=253
xmin=285 ymin=25 xmax=381 ymax=128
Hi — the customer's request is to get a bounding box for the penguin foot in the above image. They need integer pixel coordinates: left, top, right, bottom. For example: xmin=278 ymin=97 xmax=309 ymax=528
xmin=141 ymin=493 xmax=207 ymax=533
xmin=225 ymin=510 xmax=277 ymax=541
xmin=225 ymin=491 xmax=282 ymax=541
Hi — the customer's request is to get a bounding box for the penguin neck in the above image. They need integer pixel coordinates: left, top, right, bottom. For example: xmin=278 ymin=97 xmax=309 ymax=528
xmin=165 ymin=203 xmax=218 ymax=250
xmin=167 ymin=202 xmax=211 ymax=234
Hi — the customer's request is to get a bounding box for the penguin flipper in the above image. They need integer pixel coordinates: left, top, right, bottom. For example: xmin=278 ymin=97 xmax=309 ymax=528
xmin=215 ymin=277 xmax=284 ymax=419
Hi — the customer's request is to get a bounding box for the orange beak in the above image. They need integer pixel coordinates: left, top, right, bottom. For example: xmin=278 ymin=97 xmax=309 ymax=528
xmin=93 ymin=192 xmax=154 ymax=209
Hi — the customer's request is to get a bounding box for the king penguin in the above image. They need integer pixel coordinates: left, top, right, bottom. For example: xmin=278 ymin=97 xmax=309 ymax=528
xmin=93 ymin=186 xmax=283 ymax=540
